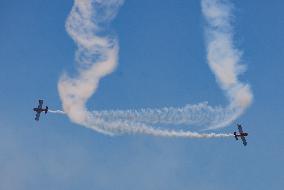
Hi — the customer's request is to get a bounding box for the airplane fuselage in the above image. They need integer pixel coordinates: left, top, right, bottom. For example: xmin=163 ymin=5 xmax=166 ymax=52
xmin=33 ymin=108 xmax=47 ymax=113
xmin=234 ymin=131 xmax=248 ymax=142
xmin=234 ymin=132 xmax=248 ymax=137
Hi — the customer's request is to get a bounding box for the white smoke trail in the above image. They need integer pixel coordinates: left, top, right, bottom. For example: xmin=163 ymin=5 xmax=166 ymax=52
xmin=58 ymin=0 xmax=252 ymax=138
xmin=49 ymin=110 xmax=66 ymax=114
xmin=202 ymin=0 xmax=253 ymax=122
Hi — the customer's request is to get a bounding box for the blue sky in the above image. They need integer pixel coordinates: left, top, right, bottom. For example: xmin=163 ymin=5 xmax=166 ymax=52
xmin=0 ymin=0 xmax=283 ymax=189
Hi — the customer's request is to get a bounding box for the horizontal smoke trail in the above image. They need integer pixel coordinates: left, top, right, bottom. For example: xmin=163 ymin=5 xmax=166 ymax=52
xmin=49 ymin=107 xmax=233 ymax=138
xmin=58 ymin=0 xmax=252 ymax=138
xmin=83 ymin=116 xmax=233 ymax=138
xmin=92 ymin=102 xmax=238 ymax=128
xmin=49 ymin=110 xmax=66 ymax=114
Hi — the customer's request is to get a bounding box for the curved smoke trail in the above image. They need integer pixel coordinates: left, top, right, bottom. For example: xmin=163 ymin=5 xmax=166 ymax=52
xmin=58 ymin=0 xmax=252 ymax=138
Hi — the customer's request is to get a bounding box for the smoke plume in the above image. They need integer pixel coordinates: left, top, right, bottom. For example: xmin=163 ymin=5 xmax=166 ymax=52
xmin=57 ymin=0 xmax=252 ymax=138
xmin=49 ymin=110 xmax=66 ymax=114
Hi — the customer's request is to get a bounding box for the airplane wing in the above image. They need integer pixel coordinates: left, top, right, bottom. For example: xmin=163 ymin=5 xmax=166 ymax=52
xmin=35 ymin=112 xmax=41 ymax=121
xmin=38 ymin=100 xmax=43 ymax=109
xmin=238 ymin=124 xmax=244 ymax=133
xmin=241 ymin=136 xmax=247 ymax=146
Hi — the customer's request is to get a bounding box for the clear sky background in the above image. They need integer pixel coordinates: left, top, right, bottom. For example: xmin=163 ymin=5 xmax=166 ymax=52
xmin=0 ymin=0 xmax=283 ymax=190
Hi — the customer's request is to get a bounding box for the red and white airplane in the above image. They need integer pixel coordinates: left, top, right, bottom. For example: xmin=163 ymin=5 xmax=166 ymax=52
xmin=234 ymin=124 xmax=248 ymax=146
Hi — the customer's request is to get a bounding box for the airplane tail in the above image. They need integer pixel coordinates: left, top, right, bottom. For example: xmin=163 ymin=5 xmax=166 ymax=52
xmin=234 ymin=132 xmax=238 ymax=140
xmin=45 ymin=106 xmax=48 ymax=114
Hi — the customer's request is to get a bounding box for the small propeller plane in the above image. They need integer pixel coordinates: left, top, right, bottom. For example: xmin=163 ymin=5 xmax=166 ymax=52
xmin=33 ymin=99 xmax=48 ymax=121
xmin=234 ymin=124 xmax=248 ymax=146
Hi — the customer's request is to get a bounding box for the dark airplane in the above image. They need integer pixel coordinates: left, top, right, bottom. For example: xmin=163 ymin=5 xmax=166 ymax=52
xmin=33 ymin=100 xmax=48 ymax=121
xmin=234 ymin=124 xmax=248 ymax=146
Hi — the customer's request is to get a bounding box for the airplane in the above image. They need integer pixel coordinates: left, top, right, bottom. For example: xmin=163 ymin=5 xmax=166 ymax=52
xmin=234 ymin=124 xmax=248 ymax=146
xmin=33 ymin=99 xmax=48 ymax=121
